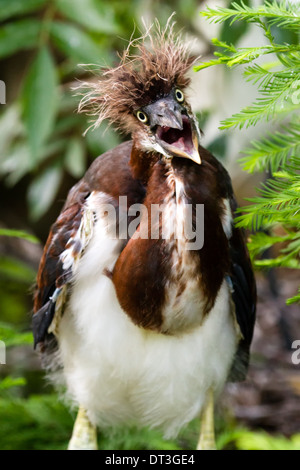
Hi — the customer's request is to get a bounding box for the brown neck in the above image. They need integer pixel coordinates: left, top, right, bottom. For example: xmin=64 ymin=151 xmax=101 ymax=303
xmin=129 ymin=143 xmax=157 ymax=185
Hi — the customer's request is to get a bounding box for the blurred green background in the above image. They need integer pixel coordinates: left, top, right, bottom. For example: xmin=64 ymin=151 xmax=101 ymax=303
xmin=0 ymin=0 xmax=299 ymax=450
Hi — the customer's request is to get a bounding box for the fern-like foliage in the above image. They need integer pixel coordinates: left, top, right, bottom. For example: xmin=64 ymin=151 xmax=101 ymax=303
xmin=197 ymin=1 xmax=300 ymax=304
xmin=201 ymin=1 xmax=300 ymax=30
xmin=240 ymin=122 xmax=300 ymax=173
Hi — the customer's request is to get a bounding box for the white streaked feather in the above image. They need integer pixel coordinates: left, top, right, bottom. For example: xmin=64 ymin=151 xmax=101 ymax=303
xmin=161 ymin=173 xmax=205 ymax=333
xmin=60 ymin=200 xmax=95 ymax=273
xmin=221 ymin=198 xmax=233 ymax=239
xmin=52 ymin=189 xmax=238 ymax=437
xmin=48 ymin=194 xmax=97 ymax=337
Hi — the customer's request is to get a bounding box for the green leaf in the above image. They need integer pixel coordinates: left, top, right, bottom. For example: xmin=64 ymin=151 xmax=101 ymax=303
xmin=36 ymin=137 xmax=68 ymax=165
xmin=194 ymin=57 xmax=223 ymax=72
xmin=22 ymin=47 xmax=58 ymax=162
xmin=0 ymin=322 xmax=33 ymax=348
xmin=0 ymin=104 xmax=23 ymax=156
xmin=219 ymin=75 xmax=297 ymax=130
xmin=0 ymin=395 xmax=72 ymax=450
xmin=0 ymin=229 xmax=39 ymax=244
xmin=53 ymin=115 xmax=80 ymax=136
xmin=0 ymin=143 xmax=32 ymax=186
xmin=240 ymin=122 xmax=300 ymax=173
xmin=55 ymin=0 xmax=119 ymax=34
xmin=220 ymin=5 xmax=250 ymax=45
xmin=0 ymin=377 xmax=27 ymax=390
xmin=233 ymin=429 xmax=300 ymax=450
xmin=286 ymin=287 xmax=300 ymax=305
xmin=200 ymin=1 xmax=300 ymax=31
xmin=0 ymin=19 xmax=41 ymax=59
xmin=27 ymin=166 xmax=63 ymax=221
xmin=0 ymin=0 xmax=47 ymax=21
xmin=199 ymin=0 xmax=300 ymax=307
xmin=50 ymin=21 xmax=110 ymax=65
xmin=0 ymin=256 xmax=36 ymax=284
xmin=254 ymin=257 xmax=300 ymax=269
xmin=85 ymin=122 xmax=121 ymax=157
xmin=247 ymin=231 xmax=295 ymax=258
xmin=64 ymin=137 xmax=86 ymax=178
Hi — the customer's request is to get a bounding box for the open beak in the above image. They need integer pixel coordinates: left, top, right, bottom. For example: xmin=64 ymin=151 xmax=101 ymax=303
xmin=144 ymin=96 xmax=201 ymax=165
xmin=156 ymin=115 xmax=201 ymax=165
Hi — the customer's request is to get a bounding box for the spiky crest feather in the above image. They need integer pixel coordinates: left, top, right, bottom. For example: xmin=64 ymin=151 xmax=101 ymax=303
xmin=77 ymin=17 xmax=196 ymax=134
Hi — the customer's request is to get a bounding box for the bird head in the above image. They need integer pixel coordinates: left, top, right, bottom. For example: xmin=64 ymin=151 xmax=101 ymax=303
xmin=78 ymin=17 xmax=201 ymax=165
xmin=133 ymin=87 xmax=201 ymax=165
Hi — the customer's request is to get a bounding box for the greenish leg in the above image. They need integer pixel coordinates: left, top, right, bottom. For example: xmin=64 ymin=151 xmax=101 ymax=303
xmin=197 ymin=389 xmax=217 ymax=450
xmin=68 ymin=406 xmax=98 ymax=450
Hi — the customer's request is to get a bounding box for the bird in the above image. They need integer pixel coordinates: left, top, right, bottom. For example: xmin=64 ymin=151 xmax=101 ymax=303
xmin=32 ymin=19 xmax=256 ymax=450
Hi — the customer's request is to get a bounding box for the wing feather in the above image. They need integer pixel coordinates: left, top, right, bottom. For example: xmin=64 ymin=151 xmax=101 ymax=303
xmin=228 ymin=197 xmax=257 ymax=381
xmin=33 ymin=181 xmax=91 ymax=348
xmin=33 ymin=141 xmax=146 ymax=349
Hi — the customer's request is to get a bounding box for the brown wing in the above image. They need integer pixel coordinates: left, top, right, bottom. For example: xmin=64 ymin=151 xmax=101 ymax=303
xmin=32 ymin=180 xmax=90 ymax=347
xmin=228 ymin=196 xmax=257 ymax=381
xmin=33 ymin=141 xmax=146 ymax=348
xmin=202 ymin=148 xmax=256 ymax=380
xmin=199 ymin=148 xmax=256 ymax=375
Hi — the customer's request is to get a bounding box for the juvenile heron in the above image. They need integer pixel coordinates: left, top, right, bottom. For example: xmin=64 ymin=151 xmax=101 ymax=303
xmin=33 ymin=20 xmax=256 ymax=450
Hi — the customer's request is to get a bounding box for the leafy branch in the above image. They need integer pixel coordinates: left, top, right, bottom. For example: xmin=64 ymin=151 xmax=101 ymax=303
xmin=198 ymin=0 xmax=300 ymax=304
xmin=201 ymin=1 xmax=300 ymax=31
xmin=240 ymin=122 xmax=300 ymax=173
xmin=195 ymin=41 xmax=300 ymax=71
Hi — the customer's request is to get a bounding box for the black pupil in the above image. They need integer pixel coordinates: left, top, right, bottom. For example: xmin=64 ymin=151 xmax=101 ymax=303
xmin=139 ymin=112 xmax=146 ymax=121
xmin=176 ymin=91 xmax=182 ymax=100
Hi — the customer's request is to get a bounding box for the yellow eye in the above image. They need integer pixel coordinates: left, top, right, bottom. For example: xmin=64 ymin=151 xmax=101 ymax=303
xmin=175 ymin=89 xmax=184 ymax=103
xmin=136 ymin=110 xmax=148 ymax=123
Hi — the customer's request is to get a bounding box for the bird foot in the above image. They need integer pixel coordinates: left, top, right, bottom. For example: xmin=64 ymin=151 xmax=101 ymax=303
xmin=197 ymin=433 xmax=217 ymax=450
xmin=196 ymin=388 xmax=217 ymax=450
xmin=68 ymin=406 xmax=98 ymax=450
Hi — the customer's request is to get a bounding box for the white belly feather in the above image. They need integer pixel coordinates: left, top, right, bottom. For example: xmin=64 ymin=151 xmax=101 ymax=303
xmin=55 ymin=193 xmax=238 ymax=437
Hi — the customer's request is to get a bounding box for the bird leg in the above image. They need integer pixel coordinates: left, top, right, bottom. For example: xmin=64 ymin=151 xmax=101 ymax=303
xmin=68 ymin=406 xmax=98 ymax=450
xmin=197 ymin=388 xmax=216 ymax=450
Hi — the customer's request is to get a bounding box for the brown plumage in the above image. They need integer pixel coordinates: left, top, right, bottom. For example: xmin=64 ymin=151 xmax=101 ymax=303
xmin=33 ymin=18 xmax=256 ymax=450
xmin=77 ymin=18 xmax=196 ymax=134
